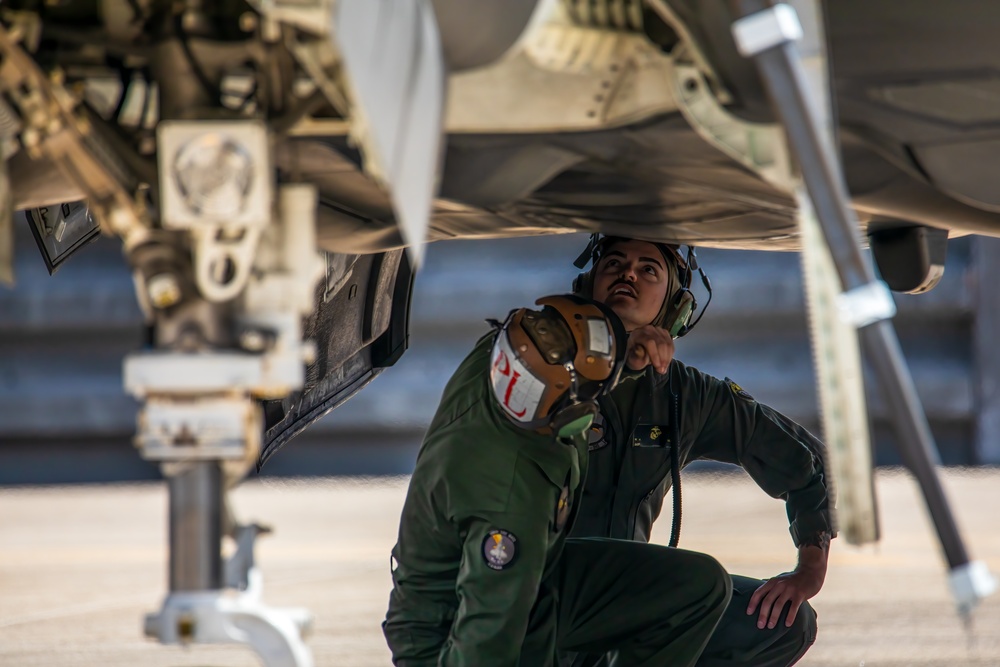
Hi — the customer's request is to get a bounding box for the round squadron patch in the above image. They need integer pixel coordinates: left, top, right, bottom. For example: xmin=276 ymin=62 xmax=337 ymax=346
xmin=725 ymin=377 xmax=754 ymax=402
xmin=587 ymin=413 xmax=609 ymax=451
xmin=482 ymin=530 xmax=518 ymax=570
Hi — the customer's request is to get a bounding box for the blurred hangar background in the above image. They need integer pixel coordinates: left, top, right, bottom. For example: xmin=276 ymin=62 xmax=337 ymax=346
xmin=2 ymin=219 xmax=1000 ymax=484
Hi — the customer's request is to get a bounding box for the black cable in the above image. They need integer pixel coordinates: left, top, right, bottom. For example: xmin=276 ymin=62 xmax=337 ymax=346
xmin=174 ymin=12 xmax=221 ymax=105
xmin=681 ymin=246 xmax=713 ymax=335
xmin=647 ymin=366 xmax=682 ymax=548
xmin=125 ymin=0 xmax=145 ymax=26
xmin=111 ymin=63 xmax=132 ymax=121
xmin=271 ymin=88 xmax=330 ymax=135
xmin=139 ymin=67 xmax=153 ymax=129
xmin=669 ymin=389 xmax=682 ymax=548
xmin=686 ymin=266 xmax=713 ymax=332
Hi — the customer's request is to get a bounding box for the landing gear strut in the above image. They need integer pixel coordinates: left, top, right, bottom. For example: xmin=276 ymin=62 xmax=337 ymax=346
xmin=123 ymin=159 xmax=324 ymax=666
xmin=730 ymin=0 xmax=997 ymax=614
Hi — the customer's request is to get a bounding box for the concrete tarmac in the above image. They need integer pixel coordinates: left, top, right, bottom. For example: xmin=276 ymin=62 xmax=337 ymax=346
xmin=1 ymin=468 xmax=998 ymax=667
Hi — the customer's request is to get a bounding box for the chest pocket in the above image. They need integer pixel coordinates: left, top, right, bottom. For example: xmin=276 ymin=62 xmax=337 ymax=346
xmin=631 ymin=423 xmax=671 ymax=448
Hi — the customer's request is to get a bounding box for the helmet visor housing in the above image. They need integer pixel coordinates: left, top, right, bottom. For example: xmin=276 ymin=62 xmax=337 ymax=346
xmin=490 ymin=294 xmax=625 ymax=436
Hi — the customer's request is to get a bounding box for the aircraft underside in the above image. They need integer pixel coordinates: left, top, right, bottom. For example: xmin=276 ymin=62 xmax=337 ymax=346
xmin=0 ymin=1 xmax=997 ymax=665
xmin=308 ymin=107 xmax=1000 ymax=256
xmin=8 ymin=0 xmax=1000 ymax=259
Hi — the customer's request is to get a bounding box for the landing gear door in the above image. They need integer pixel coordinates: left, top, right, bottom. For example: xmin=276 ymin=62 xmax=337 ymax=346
xmin=24 ymin=201 xmax=101 ymax=274
xmin=258 ymin=248 xmax=414 ymax=469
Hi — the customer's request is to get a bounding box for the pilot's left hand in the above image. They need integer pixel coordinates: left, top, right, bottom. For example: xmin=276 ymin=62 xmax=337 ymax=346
xmin=746 ymin=544 xmax=827 ymax=629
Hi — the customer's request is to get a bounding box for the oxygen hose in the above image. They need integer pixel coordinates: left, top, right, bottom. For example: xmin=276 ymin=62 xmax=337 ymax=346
xmin=669 ymin=390 xmax=682 ymax=548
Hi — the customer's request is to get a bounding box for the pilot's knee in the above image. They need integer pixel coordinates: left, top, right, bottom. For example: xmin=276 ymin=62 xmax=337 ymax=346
xmin=776 ymin=600 xmax=818 ymax=666
xmin=689 ymin=551 xmax=733 ymax=614
xmin=790 ymin=599 xmax=818 ymax=644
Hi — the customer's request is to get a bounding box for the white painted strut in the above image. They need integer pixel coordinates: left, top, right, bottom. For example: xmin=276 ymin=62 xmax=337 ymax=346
xmin=145 ymin=569 xmax=314 ymax=667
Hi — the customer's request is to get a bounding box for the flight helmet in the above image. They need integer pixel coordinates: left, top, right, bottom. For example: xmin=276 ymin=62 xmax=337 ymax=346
xmin=489 ymin=294 xmax=626 ymax=437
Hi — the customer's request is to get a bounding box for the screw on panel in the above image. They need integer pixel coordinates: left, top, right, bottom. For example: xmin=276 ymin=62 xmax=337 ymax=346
xmin=177 ymin=612 xmax=196 ymax=642
xmin=240 ymin=329 xmax=267 ymax=352
xmin=147 ymin=273 xmax=182 ymax=309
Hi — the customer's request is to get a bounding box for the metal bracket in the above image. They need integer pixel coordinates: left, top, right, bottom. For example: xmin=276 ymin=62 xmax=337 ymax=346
xmin=949 ymin=561 xmax=999 ymax=615
xmin=157 ymin=120 xmax=274 ymax=303
xmin=836 ymin=280 xmax=897 ymax=328
xmin=645 ymin=0 xmax=731 ymax=102
xmin=144 ymin=574 xmax=314 ymax=667
xmin=225 ymin=523 xmax=272 ymax=591
xmin=669 ymin=57 xmax=792 ymax=192
xmin=0 ymin=23 xmax=147 ymax=238
xmin=286 ymin=39 xmax=351 ymax=117
xmin=731 ymin=3 xmax=803 ymax=57
xmin=133 ymin=396 xmax=261 ymax=461
xmin=125 ymin=348 xmax=307 ymax=397
xmin=249 ymin=0 xmax=333 ymax=37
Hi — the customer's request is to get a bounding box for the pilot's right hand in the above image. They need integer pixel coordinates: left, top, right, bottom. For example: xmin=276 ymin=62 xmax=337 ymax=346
xmin=626 ymin=325 xmax=674 ymax=374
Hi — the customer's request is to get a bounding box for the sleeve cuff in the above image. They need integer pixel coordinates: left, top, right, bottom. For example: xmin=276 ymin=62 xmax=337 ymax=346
xmin=789 ymin=511 xmax=837 ymax=548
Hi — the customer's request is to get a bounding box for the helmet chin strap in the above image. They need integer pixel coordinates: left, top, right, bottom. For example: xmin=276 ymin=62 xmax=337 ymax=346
xmin=550 ymin=361 xmax=598 ymax=440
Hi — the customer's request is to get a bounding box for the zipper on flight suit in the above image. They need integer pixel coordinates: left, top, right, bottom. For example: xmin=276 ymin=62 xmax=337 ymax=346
xmin=622 ymin=369 xmax=669 ymax=541
xmin=624 ymin=370 xmax=681 ymax=544
xmin=600 ymin=392 xmax=626 ymax=538
xmin=624 ymin=436 xmax=674 ymax=541
xmin=626 ymin=481 xmax=667 ymax=541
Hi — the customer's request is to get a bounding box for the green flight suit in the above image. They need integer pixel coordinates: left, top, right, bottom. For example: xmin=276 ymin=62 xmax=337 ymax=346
xmin=384 ymin=336 xmax=732 ymax=666
xmin=564 ymin=360 xmax=834 ymax=667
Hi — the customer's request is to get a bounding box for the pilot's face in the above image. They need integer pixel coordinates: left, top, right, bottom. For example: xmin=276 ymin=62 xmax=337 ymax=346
xmin=592 ymin=240 xmax=670 ymax=332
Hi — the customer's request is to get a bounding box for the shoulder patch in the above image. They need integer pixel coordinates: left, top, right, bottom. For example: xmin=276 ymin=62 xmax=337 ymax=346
xmin=587 ymin=413 xmax=609 ymax=451
xmin=482 ymin=529 xmax=518 ymax=570
xmin=724 ymin=377 xmax=754 ymax=402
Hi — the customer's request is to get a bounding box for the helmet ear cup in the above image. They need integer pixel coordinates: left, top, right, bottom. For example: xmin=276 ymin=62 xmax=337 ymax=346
xmin=664 ymin=288 xmax=696 ymax=338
